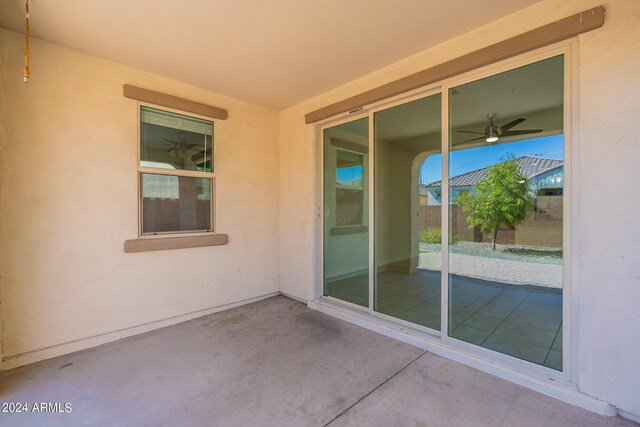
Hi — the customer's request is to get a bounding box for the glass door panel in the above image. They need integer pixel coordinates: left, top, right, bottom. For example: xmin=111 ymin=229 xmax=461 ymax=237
xmin=447 ymin=55 xmax=564 ymax=370
xmin=373 ymin=94 xmax=442 ymax=329
xmin=323 ymin=118 xmax=370 ymax=307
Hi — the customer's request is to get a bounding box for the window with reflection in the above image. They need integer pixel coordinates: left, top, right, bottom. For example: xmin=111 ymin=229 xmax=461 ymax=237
xmin=336 ymin=150 xmax=365 ymax=226
xmin=323 ymin=118 xmax=370 ymax=307
xmin=138 ymin=106 xmax=215 ymax=235
xmin=447 ymin=55 xmax=564 ymax=371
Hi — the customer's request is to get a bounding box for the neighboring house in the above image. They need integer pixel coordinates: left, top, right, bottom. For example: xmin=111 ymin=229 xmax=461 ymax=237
xmin=422 ymin=155 xmax=563 ymax=205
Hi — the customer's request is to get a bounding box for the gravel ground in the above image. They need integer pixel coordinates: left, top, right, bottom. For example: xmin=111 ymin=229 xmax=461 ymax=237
xmin=420 ymin=241 xmax=562 ymax=265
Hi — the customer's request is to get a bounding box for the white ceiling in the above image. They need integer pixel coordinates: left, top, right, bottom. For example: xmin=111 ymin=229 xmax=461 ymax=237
xmin=0 ymin=0 xmax=543 ymax=109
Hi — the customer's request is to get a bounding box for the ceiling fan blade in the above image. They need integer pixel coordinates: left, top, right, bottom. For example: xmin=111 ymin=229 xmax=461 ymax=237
xmin=162 ymin=138 xmax=177 ymax=144
xmin=453 ymin=136 xmax=485 ymax=145
xmin=499 ymin=118 xmax=526 ymax=132
xmin=501 ymin=129 xmax=543 ymax=136
xmin=456 ymin=130 xmax=486 ymax=135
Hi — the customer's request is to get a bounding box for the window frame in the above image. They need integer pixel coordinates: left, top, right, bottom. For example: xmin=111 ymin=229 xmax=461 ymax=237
xmin=137 ymin=102 xmax=216 ymax=237
xmin=334 ymin=147 xmax=366 ymax=227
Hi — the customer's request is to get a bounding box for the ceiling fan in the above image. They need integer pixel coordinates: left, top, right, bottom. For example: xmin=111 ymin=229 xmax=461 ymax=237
xmin=456 ymin=113 xmax=542 ymax=144
xmin=163 ymin=129 xmax=198 ymax=158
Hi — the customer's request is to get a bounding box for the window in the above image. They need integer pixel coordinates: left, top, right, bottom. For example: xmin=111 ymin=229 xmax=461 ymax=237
xmin=335 ymin=149 xmax=365 ymax=226
xmin=138 ymin=105 xmax=214 ymax=235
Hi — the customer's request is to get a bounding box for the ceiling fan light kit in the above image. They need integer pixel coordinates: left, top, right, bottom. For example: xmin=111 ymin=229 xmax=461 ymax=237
xmin=486 ymin=135 xmax=499 ymax=143
xmin=164 ymin=129 xmax=196 ymax=159
xmin=456 ymin=112 xmax=543 ymax=145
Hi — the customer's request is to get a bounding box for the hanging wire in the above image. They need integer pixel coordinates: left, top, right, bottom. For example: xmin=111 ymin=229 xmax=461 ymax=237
xmin=24 ymin=0 xmax=30 ymax=83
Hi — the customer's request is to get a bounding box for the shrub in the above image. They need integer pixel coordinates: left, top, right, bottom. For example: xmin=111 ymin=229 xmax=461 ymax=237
xmin=457 ymin=154 xmax=534 ymax=250
xmin=419 ymin=228 xmax=457 ymax=244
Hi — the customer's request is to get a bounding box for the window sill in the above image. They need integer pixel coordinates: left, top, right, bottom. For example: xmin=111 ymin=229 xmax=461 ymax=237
xmin=330 ymin=226 xmax=368 ymax=236
xmin=124 ymin=234 xmax=228 ymax=253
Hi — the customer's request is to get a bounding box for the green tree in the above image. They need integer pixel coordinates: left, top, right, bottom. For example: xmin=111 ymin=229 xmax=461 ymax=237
xmin=457 ymin=155 xmax=534 ymax=250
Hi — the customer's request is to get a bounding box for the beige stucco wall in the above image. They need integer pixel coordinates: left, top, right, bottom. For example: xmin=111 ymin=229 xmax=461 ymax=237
xmin=0 ymin=30 xmax=280 ymax=363
xmin=278 ymin=0 xmax=640 ymax=417
xmin=1 ymin=0 xmax=638 ymax=418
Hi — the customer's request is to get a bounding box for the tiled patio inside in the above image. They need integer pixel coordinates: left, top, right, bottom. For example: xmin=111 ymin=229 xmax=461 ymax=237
xmin=325 ymin=268 xmax=563 ymax=370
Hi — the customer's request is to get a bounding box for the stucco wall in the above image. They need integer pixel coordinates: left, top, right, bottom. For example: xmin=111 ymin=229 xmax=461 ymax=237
xmin=0 ymin=30 xmax=280 ymax=363
xmin=1 ymin=0 xmax=638 ymax=418
xmin=278 ymin=0 xmax=640 ymax=417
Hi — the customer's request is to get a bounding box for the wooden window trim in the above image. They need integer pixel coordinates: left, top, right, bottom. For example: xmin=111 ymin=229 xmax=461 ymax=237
xmin=124 ymin=234 xmax=228 ymax=253
xmin=124 ymin=85 xmax=228 ymax=120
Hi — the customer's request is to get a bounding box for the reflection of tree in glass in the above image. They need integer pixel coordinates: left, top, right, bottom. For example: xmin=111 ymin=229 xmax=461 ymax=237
xmin=458 ymin=154 xmax=534 ymax=250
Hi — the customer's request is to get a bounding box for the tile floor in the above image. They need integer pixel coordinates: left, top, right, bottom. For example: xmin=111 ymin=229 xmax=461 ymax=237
xmin=325 ymin=268 xmax=563 ymax=370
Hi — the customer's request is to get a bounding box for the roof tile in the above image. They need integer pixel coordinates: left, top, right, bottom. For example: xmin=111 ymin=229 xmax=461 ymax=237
xmin=425 ymin=155 xmax=563 ymax=188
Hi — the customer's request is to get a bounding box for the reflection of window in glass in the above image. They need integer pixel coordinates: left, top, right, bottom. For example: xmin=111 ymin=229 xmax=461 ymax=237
xmin=138 ymin=105 xmax=215 ymax=235
xmin=336 ymin=150 xmax=364 ymax=226
xmin=336 ymin=150 xmax=363 ymax=187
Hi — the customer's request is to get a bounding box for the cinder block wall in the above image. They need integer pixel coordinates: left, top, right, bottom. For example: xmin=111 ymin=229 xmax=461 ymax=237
xmin=419 ymin=195 xmax=563 ymax=248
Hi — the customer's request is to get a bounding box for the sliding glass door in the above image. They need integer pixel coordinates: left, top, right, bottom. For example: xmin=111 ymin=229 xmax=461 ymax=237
xmin=320 ymin=52 xmax=567 ymax=373
xmin=322 ymin=118 xmax=370 ymax=307
xmin=373 ymin=94 xmax=442 ymax=329
xmin=447 ymin=55 xmax=564 ymax=370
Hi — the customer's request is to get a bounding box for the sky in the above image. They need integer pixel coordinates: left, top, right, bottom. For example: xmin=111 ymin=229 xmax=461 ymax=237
xmin=420 ymin=135 xmax=564 ymax=185
xmin=336 ymin=166 xmax=363 ymax=185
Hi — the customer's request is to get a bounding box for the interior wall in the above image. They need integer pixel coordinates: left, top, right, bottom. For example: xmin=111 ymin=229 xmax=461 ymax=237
xmin=374 ymin=140 xmax=414 ymax=270
xmin=0 ymin=30 xmax=280 ymax=364
xmin=277 ymin=0 xmax=640 ymax=417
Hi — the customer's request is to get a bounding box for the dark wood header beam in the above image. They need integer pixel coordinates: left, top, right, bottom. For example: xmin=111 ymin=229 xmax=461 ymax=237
xmin=123 ymin=85 xmax=228 ymax=120
xmin=305 ymin=6 xmax=604 ymax=124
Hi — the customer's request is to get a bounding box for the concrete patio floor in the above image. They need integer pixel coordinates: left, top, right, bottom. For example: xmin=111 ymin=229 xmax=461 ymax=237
xmin=0 ymin=296 xmax=634 ymax=426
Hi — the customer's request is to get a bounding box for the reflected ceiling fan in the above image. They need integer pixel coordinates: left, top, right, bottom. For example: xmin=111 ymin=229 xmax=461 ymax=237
xmin=456 ymin=113 xmax=542 ymax=144
xmin=163 ymin=130 xmax=198 ymax=158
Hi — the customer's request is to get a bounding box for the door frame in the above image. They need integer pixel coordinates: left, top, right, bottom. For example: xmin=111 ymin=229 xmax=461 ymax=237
xmin=313 ymin=39 xmax=578 ymax=386
xmin=316 ymin=112 xmax=371 ymax=313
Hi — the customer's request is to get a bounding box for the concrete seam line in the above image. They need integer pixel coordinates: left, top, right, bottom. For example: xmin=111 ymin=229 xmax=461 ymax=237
xmin=323 ymin=350 xmax=428 ymax=427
